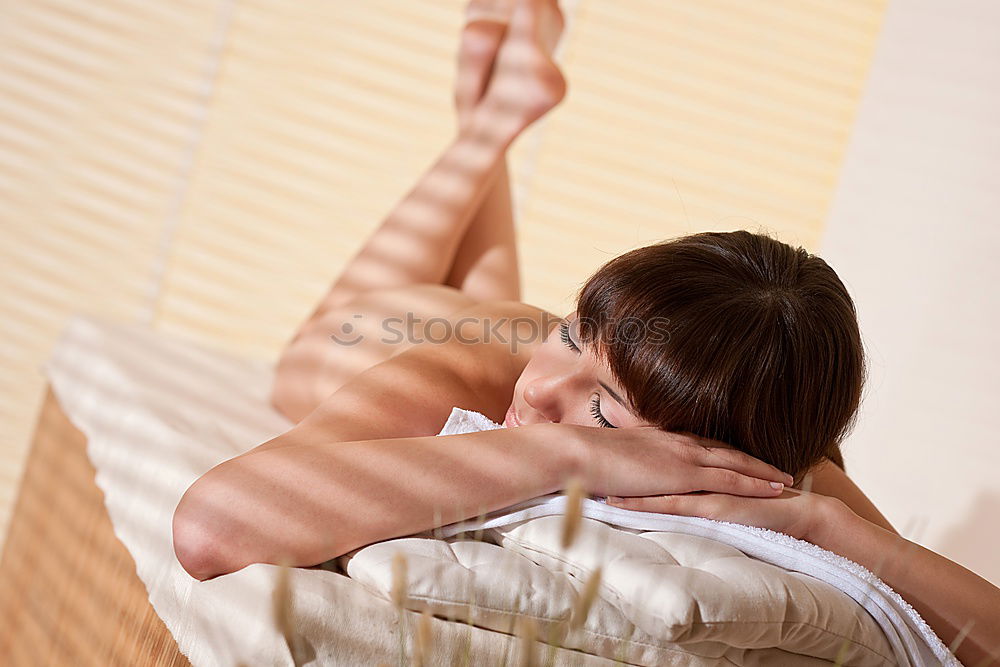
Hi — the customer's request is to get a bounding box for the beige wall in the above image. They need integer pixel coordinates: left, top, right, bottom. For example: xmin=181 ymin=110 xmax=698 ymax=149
xmin=0 ymin=0 xmax=884 ymax=556
xmin=821 ymin=0 xmax=1000 ymax=586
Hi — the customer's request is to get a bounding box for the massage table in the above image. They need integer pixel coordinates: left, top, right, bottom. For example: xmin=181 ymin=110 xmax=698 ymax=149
xmin=0 ymin=317 xmax=956 ymax=666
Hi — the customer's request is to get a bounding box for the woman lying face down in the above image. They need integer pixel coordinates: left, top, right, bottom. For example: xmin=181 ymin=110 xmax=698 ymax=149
xmin=175 ymin=232 xmax=820 ymax=583
xmin=180 ymin=230 xmax=868 ymax=575
xmin=172 ymin=1 xmax=1000 ymax=655
xmin=509 ymin=230 xmax=861 ymax=482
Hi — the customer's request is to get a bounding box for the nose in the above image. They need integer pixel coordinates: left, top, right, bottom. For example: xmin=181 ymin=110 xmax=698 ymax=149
xmin=522 ymin=370 xmax=578 ymax=423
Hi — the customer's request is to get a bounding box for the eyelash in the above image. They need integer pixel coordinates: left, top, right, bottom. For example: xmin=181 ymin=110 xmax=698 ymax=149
xmin=561 ymin=321 xmax=616 ymax=428
xmin=559 ymin=320 xmax=577 ymax=351
xmin=590 ymin=395 xmax=615 ymax=428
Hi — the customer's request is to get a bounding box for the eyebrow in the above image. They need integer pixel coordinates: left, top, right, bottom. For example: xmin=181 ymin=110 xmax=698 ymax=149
xmin=599 ymin=381 xmax=629 ymax=409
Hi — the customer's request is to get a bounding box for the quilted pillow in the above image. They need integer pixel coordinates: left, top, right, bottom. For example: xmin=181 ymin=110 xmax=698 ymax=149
xmin=344 ymin=514 xmax=895 ymax=665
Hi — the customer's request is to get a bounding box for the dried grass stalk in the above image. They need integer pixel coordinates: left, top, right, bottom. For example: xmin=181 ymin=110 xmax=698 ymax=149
xmin=570 ymin=566 xmax=603 ymax=632
xmin=272 ymin=558 xmax=307 ymax=667
xmin=392 ymin=551 xmax=409 ymax=610
xmin=515 ymin=615 xmax=538 ymax=667
xmin=947 ymin=619 xmax=974 ymax=658
xmin=832 ymin=636 xmax=850 ymax=667
xmin=561 ymin=476 xmax=585 ymax=550
xmin=410 ymin=607 xmax=434 ymax=667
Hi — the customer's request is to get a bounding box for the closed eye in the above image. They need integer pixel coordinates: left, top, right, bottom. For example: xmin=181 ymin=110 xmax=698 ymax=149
xmin=559 ymin=320 xmax=579 ymax=352
xmin=590 ymin=395 xmax=616 ymax=428
xmin=561 ymin=320 xmax=616 ymax=428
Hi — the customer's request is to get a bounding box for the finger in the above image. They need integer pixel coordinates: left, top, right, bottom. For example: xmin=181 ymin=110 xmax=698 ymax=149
xmin=693 ymin=445 xmax=794 ymax=486
xmin=697 ymin=467 xmax=786 ymax=498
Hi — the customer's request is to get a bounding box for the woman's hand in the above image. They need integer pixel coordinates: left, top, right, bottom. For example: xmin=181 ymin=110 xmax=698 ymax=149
xmin=605 ymin=487 xmax=843 ymax=543
xmin=561 ymin=424 xmax=795 ymax=501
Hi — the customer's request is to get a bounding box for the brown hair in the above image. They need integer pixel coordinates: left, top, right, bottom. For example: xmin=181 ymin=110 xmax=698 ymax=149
xmin=575 ymin=231 xmax=863 ymax=479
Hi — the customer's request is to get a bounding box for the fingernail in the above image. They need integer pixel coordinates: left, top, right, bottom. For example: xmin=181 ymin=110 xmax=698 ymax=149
xmin=785 ymin=474 xmax=795 ymax=485
xmin=769 ymin=482 xmax=784 ymax=490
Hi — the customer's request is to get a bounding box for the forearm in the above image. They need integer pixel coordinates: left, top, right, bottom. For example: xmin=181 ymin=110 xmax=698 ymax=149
xmin=804 ymin=458 xmax=897 ymax=534
xmin=813 ymin=499 xmax=1000 ymax=664
xmin=173 ymin=422 xmax=577 ymax=580
xmin=309 ymin=108 xmax=522 ymax=319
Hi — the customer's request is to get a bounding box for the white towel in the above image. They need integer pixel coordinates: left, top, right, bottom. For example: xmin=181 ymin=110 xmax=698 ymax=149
xmin=434 ymin=407 xmax=959 ymax=667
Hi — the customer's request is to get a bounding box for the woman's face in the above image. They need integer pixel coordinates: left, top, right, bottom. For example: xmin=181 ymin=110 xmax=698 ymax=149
xmin=504 ymin=312 xmax=651 ymax=429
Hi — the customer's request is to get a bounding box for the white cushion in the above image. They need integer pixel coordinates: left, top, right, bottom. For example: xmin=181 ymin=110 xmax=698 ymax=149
xmin=344 ymin=514 xmax=896 ymax=665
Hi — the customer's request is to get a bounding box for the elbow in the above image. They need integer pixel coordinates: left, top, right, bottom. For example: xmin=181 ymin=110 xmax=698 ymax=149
xmin=172 ymin=512 xmax=220 ymax=581
xmin=173 ymin=453 xmax=349 ymax=578
xmin=172 ymin=480 xmax=238 ymax=581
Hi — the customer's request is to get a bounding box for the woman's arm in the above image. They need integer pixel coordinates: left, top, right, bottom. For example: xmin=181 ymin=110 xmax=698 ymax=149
xmin=173 ymin=421 xmax=574 ymax=582
xmin=815 ymin=500 xmax=1000 ymax=665
xmin=607 ymin=491 xmax=1000 ymax=665
xmin=172 ymin=419 xmax=793 ymax=582
xmin=803 ymin=457 xmax=898 ymax=535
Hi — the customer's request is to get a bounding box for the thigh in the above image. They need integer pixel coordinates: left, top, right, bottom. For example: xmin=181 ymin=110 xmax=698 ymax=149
xmin=271 ymin=284 xmax=477 ymax=423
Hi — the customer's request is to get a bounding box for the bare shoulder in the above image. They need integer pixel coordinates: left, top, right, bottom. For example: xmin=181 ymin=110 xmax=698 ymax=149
xmin=298 ymin=298 xmax=560 ymax=440
xmin=445 ymin=299 xmax=562 ymax=381
xmin=449 ymin=300 xmax=563 ymax=342
xmin=444 ymin=298 xmax=558 ymax=323
xmin=433 ymin=298 xmax=562 ymax=422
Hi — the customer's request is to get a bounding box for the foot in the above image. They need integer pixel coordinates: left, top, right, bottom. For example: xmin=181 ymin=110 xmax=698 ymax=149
xmin=455 ymin=0 xmax=565 ymax=131
xmin=477 ymin=0 xmax=567 ymax=132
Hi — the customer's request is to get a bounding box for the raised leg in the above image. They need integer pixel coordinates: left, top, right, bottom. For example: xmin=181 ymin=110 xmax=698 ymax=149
xmin=444 ymin=6 xmax=520 ymax=302
xmin=297 ymin=0 xmax=565 ymax=326
xmin=276 ymin=113 xmax=520 ymax=419
xmin=271 ymin=0 xmax=567 ymax=421
xmin=300 ymin=113 xmax=517 ymax=326
xmin=444 ymin=157 xmax=520 ymax=302
xmin=445 ymin=0 xmax=565 ymax=303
